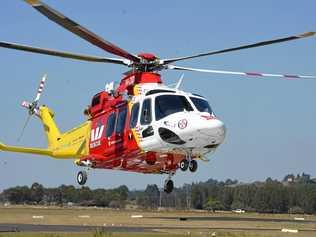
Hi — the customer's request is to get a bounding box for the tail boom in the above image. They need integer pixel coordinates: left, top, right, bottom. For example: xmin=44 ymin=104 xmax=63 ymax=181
xmin=0 ymin=142 xmax=52 ymax=156
xmin=0 ymin=106 xmax=90 ymax=159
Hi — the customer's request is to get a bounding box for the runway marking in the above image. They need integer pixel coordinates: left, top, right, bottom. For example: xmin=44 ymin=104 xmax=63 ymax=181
xmin=32 ymin=216 xmax=44 ymax=219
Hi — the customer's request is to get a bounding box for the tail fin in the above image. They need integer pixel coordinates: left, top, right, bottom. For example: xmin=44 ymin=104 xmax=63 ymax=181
xmin=39 ymin=106 xmax=61 ymax=149
xmin=0 ymin=106 xmax=56 ymax=157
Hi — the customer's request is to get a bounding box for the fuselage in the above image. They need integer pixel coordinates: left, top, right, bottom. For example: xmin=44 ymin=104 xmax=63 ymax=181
xmin=82 ymin=73 xmax=226 ymax=174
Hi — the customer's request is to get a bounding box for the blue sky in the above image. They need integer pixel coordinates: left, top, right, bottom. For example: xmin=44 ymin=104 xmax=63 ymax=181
xmin=0 ymin=0 xmax=315 ymax=190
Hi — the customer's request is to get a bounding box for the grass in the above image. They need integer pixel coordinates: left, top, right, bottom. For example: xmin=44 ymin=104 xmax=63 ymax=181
xmin=0 ymin=206 xmax=316 ymax=237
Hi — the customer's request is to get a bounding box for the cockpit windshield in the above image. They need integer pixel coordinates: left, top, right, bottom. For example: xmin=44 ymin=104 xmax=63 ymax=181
xmin=155 ymin=95 xmax=193 ymax=120
xmin=190 ymin=97 xmax=213 ymax=114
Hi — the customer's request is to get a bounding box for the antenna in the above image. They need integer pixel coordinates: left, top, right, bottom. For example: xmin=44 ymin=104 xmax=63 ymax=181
xmin=175 ymin=74 xmax=184 ymax=90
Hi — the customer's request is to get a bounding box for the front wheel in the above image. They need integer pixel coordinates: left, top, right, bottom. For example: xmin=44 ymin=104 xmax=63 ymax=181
xmin=189 ymin=160 xmax=198 ymax=172
xmin=77 ymin=170 xmax=88 ymax=186
xmin=179 ymin=159 xmax=189 ymax=171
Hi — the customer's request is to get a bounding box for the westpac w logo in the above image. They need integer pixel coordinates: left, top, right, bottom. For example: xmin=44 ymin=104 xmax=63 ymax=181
xmin=90 ymin=125 xmax=105 ymax=142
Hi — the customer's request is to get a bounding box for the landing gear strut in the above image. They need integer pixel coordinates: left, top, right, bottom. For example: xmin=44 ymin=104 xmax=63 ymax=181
xmin=77 ymin=170 xmax=88 ymax=186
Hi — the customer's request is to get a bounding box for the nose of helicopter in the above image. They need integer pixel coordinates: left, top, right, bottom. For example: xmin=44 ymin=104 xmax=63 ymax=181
xmin=199 ymin=117 xmax=226 ymax=146
xmin=157 ymin=113 xmax=226 ymax=149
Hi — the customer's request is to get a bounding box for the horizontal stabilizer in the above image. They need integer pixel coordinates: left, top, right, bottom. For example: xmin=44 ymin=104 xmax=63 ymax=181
xmin=0 ymin=141 xmax=52 ymax=156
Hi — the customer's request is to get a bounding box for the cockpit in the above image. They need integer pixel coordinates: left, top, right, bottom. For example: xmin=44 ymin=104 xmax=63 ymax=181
xmin=155 ymin=95 xmax=194 ymax=120
xmin=130 ymin=90 xmax=214 ymax=127
xmin=131 ymin=90 xmax=224 ymax=151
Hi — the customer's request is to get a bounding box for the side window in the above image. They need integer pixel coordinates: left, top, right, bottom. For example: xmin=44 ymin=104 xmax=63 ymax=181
xmin=116 ymin=107 xmax=127 ymax=134
xmin=91 ymin=95 xmax=100 ymax=107
xmin=140 ymin=98 xmax=152 ymax=125
xmin=105 ymin=112 xmax=116 ymax=137
xmin=130 ymin=103 xmax=140 ymax=128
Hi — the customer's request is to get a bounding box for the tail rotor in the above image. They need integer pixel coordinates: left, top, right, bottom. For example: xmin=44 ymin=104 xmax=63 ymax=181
xmin=17 ymin=74 xmax=48 ymax=142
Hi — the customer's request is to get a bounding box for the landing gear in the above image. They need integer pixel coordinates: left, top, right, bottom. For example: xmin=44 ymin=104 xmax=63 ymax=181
xmin=164 ymin=179 xmax=174 ymax=193
xmin=164 ymin=172 xmax=175 ymax=193
xmin=179 ymin=150 xmax=198 ymax=173
xmin=180 ymin=159 xmax=189 ymax=171
xmin=189 ymin=160 xmax=198 ymax=172
xmin=77 ymin=170 xmax=88 ymax=186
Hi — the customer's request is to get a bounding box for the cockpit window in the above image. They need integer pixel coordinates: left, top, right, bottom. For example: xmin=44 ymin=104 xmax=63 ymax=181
xmin=140 ymin=99 xmax=152 ymax=125
xmin=155 ymin=95 xmax=193 ymax=121
xmin=130 ymin=103 xmax=139 ymax=128
xmin=190 ymin=97 xmax=213 ymax=114
xmin=91 ymin=95 xmax=100 ymax=107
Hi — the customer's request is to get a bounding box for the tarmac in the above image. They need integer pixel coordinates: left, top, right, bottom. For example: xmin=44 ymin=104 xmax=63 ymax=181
xmin=150 ymin=215 xmax=316 ymax=224
xmin=0 ymin=223 xmax=149 ymax=233
xmin=1 ymin=215 xmax=316 ymax=233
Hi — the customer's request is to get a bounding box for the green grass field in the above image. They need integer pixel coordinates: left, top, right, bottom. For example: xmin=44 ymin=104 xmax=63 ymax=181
xmin=0 ymin=206 xmax=316 ymax=237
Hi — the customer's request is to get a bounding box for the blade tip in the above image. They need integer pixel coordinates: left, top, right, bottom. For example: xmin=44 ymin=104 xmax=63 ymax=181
xmin=24 ymin=0 xmax=40 ymax=6
xmin=299 ymin=32 xmax=316 ymax=38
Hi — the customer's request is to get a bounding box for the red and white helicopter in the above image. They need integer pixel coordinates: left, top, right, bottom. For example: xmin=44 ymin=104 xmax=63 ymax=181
xmin=0 ymin=1 xmax=315 ymax=193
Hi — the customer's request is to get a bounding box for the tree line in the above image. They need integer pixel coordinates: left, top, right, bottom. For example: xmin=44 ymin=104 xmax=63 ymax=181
xmin=1 ymin=173 xmax=316 ymax=214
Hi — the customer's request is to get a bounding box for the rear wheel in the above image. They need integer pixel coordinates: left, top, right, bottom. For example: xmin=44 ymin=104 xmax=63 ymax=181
xmin=164 ymin=179 xmax=174 ymax=193
xmin=189 ymin=160 xmax=198 ymax=172
xmin=77 ymin=170 xmax=88 ymax=185
xmin=179 ymin=159 xmax=189 ymax=171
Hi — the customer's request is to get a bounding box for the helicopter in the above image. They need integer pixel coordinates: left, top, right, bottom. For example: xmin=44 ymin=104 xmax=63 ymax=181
xmin=0 ymin=0 xmax=315 ymax=193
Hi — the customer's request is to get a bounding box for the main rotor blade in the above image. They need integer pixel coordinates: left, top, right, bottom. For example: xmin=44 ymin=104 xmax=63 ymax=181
xmin=162 ymin=32 xmax=315 ymax=64
xmin=23 ymin=0 xmax=140 ymax=63
xmin=167 ymin=65 xmax=316 ymax=79
xmin=0 ymin=41 xmax=130 ymax=65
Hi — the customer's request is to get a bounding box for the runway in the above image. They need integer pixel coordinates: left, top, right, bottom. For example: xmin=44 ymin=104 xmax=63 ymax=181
xmin=1 ymin=222 xmax=316 ymax=233
xmin=1 ymin=212 xmax=316 ymax=233
xmin=150 ymin=215 xmax=316 ymax=224
xmin=0 ymin=223 xmax=149 ymax=233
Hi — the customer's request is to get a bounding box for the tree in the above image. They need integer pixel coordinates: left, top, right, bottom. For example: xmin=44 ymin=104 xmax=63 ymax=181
xmin=116 ymin=185 xmax=129 ymax=201
xmin=3 ymin=186 xmax=31 ymax=204
xmin=191 ymin=184 xmax=205 ymax=209
xmin=144 ymin=184 xmax=160 ymax=209
xmin=204 ymin=197 xmax=223 ymax=211
xmin=30 ymin=183 xmax=44 ymax=204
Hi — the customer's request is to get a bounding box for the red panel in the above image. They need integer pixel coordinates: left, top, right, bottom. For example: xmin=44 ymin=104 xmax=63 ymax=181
xmin=138 ymin=53 xmax=157 ymax=61
xmin=117 ymin=72 xmax=162 ymax=95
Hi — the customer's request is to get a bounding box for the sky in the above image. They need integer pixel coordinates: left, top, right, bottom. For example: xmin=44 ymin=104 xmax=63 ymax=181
xmin=0 ymin=0 xmax=315 ymax=191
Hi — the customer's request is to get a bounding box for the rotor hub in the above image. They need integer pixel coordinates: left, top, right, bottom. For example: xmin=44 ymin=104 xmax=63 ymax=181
xmin=132 ymin=53 xmax=162 ymax=72
xmin=138 ymin=53 xmax=157 ymax=62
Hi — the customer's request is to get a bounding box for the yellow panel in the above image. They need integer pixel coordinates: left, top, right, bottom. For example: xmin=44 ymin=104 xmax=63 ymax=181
xmin=52 ymin=121 xmax=91 ymax=159
xmin=0 ymin=142 xmax=52 ymax=156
